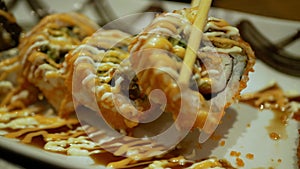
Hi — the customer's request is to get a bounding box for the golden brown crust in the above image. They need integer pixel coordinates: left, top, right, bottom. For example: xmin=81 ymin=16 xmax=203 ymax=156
xmin=1 ymin=13 xmax=99 ymax=117
xmin=64 ymin=29 xmax=144 ymax=130
xmin=129 ymin=7 xmax=255 ymax=130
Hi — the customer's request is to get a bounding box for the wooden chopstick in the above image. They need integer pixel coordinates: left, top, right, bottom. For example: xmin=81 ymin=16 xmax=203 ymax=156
xmin=191 ymin=0 xmax=201 ymax=8
xmin=178 ymin=0 xmax=212 ymax=85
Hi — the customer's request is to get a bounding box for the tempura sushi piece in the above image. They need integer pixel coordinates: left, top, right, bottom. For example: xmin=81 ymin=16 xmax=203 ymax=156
xmin=129 ymin=7 xmax=255 ymax=131
xmin=1 ymin=13 xmax=99 ymax=116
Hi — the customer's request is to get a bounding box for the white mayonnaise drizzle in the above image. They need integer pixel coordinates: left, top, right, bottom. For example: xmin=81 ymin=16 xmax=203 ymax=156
xmin=200 ymin=46 xmax=242 ymax=54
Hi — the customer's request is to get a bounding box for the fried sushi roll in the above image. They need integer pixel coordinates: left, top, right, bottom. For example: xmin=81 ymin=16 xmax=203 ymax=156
xmin=65 ymin=29 xmax=151 ymax=130
xmin=129 ymin=8 xmax=255 ymax=131
xmin=1 ymin=13 xmax=99 ymax=116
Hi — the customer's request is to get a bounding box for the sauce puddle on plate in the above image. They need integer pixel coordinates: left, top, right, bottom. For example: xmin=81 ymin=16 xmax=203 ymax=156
xmin=239 ymin=82 xmax=298 ymax=141
xmin=265 ymin=109 xmax=290 ymax=140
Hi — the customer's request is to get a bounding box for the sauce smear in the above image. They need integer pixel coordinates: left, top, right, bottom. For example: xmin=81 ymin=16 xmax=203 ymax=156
xmin=239 ymin=83 xmax=299 ymax=141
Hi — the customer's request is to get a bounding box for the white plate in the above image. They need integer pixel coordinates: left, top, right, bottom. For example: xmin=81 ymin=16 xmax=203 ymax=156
xmin=1 ymin=1 xmax=300 ymax=169
xmin=1 ymin=60 xmax=299 ymax=169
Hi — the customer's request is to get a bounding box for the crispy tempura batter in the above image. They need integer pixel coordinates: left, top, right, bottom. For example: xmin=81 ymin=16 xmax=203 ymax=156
xmin=64 ymin=29 xmax=151 ymax=129
xmin=0 ymin=13 xmax=99 ymax=117
xmin=129 ymin=7 xmax=255 ymax=130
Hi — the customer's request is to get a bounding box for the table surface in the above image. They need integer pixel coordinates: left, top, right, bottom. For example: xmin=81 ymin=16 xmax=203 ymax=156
xmin=213 ymin=0 xmax=300 ymax=21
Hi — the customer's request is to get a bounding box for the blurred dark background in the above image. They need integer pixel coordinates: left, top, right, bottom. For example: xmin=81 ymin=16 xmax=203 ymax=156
xmin=167 ymin=0 xmax=300 ymax=21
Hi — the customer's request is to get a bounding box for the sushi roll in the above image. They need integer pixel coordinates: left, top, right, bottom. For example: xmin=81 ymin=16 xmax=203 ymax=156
xmin=1 ymin=12 xmax=99 ymax=116
xmin=129 ymin=7 xmax=255 ymax=132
